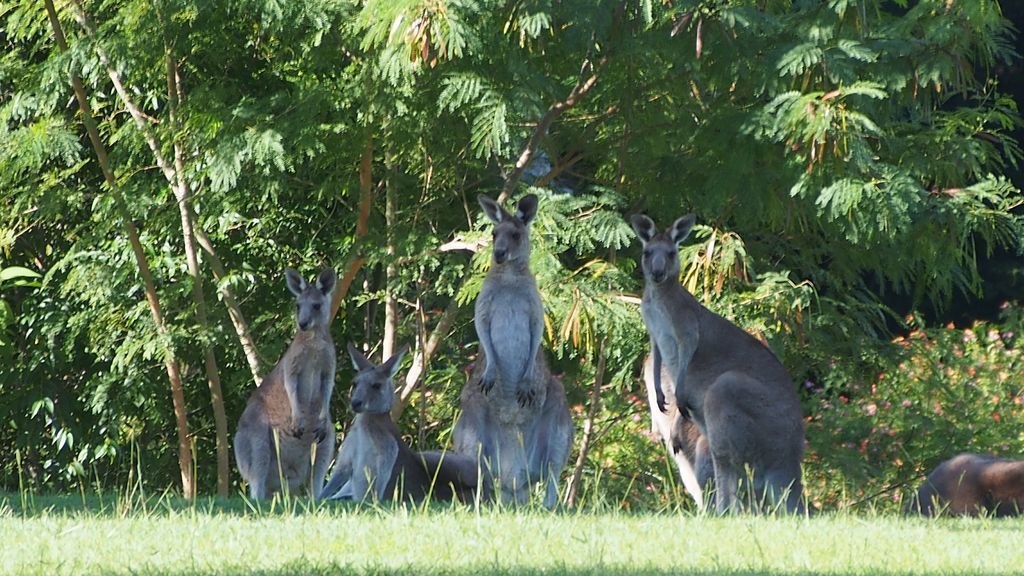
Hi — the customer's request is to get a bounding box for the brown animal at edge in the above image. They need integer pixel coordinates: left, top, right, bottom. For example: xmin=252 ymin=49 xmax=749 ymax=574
xmin=909 ymin=453 xmax=1024 ymax=517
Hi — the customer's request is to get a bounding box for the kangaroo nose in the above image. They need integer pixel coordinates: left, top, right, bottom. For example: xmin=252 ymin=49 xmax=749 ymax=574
xmin=494 ymin=249 xmax=507 ymax=263
xmin=652 ymin=272 xmax=667 ymax=284
xmin=351 ymin=398 xmax=363 ymax=412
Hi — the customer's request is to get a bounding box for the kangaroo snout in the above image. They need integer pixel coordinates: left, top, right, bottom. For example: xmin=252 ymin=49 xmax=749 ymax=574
xmin=493 ymin=247 xmax=509 ymax=263
xmin=351 ymin=398 xmax=364 ymax=412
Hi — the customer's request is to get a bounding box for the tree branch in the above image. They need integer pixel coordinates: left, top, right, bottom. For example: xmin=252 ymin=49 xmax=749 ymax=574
xmin=498 ymin=55 xmax=605 ymax=203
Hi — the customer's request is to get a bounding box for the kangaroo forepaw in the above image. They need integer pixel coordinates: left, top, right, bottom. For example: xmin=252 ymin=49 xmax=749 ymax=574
xmin=479 ymin=370 xmax=496 ymax=394
xmin=315 ymin=426 xmax=328 ymax=444
xmin=289 ymin=425 xmax=305 ymax=438
xmin=516 ymin=388 xmax=537 ymax=407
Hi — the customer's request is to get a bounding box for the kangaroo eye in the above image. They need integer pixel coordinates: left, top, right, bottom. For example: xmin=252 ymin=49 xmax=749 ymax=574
xmin=643 ymin=249 xmax=652 ymax=258
xmin=512 ymin=232 xmax=521 ymax=241
xmin=313 ymin=303 xmax=321 ymax=311
xmin=372 ymin=383 xmax=381 ymax=390
xmin=668 ymin=252 xmax=676 ymax=260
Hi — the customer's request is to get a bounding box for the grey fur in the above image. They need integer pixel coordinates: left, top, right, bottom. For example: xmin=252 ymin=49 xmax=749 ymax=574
xmin=234 ymin=268 xmax=338 ymax=500
xmin=631 ymin=214 xmax=805 ymax=514
xmin=323 ymin=344 xmax=478 ymax=502
xmin=454 ymin=194 xmax=573 ymax=508
xmin=642 ymin=354 xmax=713 ymax=509
xmin=453 ymin=349 xmax=572 ymax=508
xmin=908 ymin=453 xmax=1024 ymax=517
xmin=475 ymin=194 xmax=543 ymax=405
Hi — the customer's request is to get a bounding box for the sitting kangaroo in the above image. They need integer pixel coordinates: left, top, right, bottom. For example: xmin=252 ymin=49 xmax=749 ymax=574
xmin=909 ymin=453 xmax=1024 ymax=517
xmin=453 ymin=193 xmax=573 ymax=508
xmin=631 ymin=214 xmax=805 ymax=514
xmin=234 ymin=268 xmax=337 ymax=500
xmin=322 ymin=344 xmax=478 ymax=502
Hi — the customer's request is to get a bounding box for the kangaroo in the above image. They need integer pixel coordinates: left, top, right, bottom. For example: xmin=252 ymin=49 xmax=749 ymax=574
xmin=909 ymin=453 xmax=1024 ymax=517
xmin=642 ymin=354 xmax=713 ymax=509
xmin=234 ymin=268 xmax=337 ymax=500
xmin=322 ymin=344 xmax=478 ymax=502
xmin=475 ymin=193 xmax=545 ymax=407
xmin=631 ymin=214 xmax=805 ymax=514
xmin=453 ymin=194 xmax=573 ymax=508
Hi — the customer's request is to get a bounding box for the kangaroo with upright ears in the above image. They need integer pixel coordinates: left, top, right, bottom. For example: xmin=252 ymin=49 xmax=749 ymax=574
xmin=631 ymin=215 xmax=805 ymax=513
xmin=234 ymin=268 xmax=337 ymax=500
xmin=475 ymin=193 xmax=545 ymax=407
xmin=322 ymin=344 xmax=478 ymax=502
xmin=453 ymin=193 xmax=573 ymax=508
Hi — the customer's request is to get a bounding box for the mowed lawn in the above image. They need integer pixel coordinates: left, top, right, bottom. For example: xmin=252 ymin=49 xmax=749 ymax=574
xmin=2 ymin=493 xmax=1022 ymax=575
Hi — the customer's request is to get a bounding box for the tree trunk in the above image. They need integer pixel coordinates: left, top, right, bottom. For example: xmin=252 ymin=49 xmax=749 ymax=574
xmin=44 ymin=0 xmax=195 ymax=498
xmin=330 ymin=136 xmax=374 ymax=322
xmin=391 ymin=297 xmax=459 ymax=421
xmin=194 ymin=227 xmax=263 ymax=385
xmin=382 ymin=158 xmax=398 ymax=360
xmin=565 ymin=338 xmax=607 ymax=507
xmin=165 ymin=48 xmax=230 ymax=497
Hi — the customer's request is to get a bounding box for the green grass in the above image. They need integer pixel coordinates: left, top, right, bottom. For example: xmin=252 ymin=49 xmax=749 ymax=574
xmin=2 ymin=492 xmax=1022 ymax=575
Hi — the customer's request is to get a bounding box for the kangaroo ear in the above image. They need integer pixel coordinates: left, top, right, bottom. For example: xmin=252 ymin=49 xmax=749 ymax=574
xmin=669 ymin=214 xmax=696 ymax=245
xmin=478 ymin=194 xmax=505 ymax=224
xmin=630 ymin=215 xmax=657 ymax=244
xmin=285 ymin=268 xmax=307 ymax=296
xmin=515 ymin=194 xmax=539 ymax=225
xmin=316 ymin=268 xmax=337 ymax=295
xmin=381 ymin=345 xmax=409 ymax=377
xmin=347 ymin=343 xmax=373 ymax=372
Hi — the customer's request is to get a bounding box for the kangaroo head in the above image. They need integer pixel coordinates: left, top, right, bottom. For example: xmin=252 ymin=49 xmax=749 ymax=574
xmin=347 ymin=343 xmax=408 ymax=414
xmin=285 ymin=268 xmax=337 ymax=332
xmin=478 ymin=194 xmax=538 ymax=265
xmin=630 ymin=214 xmax=695 ymax=285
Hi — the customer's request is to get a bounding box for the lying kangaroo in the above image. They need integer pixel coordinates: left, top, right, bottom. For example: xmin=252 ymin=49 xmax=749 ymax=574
xmin=642 ymin=354 xmax=713 ymax=509
xmin=631 ymin=214 xmax=805 ymax=514
xmin=453 ymin=194 xmax=573 ymax=508
xmin=234 ymin=268 xmax=337 ymax=500
xmin=909 ymin=453 xmax=1024 ymax=517
xmin=322 ymin=344 xmax=478 ymax=502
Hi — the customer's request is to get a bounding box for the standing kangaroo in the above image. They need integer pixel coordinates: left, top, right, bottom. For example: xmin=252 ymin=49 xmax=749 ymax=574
xmin=234 ymin=268 xmax=337 ymax=500
xmin=642 ymin=354 xmax=713 ymax=509
xmin=322 ymin=344 xmax=478 ymax=502
xmin=908 ymin=453 xmax=1024 ymax=517
xmin=631 ymin=214 xmax=805 ymax=513
xmin=453 ymin=194 xmax=573 ymax=508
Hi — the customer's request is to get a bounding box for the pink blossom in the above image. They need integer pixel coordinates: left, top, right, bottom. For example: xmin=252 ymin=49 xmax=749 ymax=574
xmin=865 ymin=403 xmax=878 ymax=416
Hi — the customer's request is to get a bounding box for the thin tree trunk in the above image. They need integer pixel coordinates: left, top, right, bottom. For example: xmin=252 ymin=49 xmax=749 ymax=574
xmin=330 ymin=136 xmax=374 ymax=322
xmin=194 ymin=227 xmax=263 ymax=385
xmin=565 ymin=338 xmax=607 ymax=507
xmin=391 ymin=297 xmax=459 ymax=421
xmin=382 ymin=158 xmax=398 ymax=360
xmin=44 ymin=0 xmax=195 ymax=498
xmin=165 ymin=47 xmax=230 ymax=497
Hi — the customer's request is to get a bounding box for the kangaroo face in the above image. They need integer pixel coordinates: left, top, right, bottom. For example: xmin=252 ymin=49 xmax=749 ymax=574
xmin=285 ymin=268 xmax=337 ymax=332
xmin=347 ymin=343 xmax=407 ymax=414
xmin=631 ymin=214 xmax=696 ymax=286
xmin=479 ymin=194 xmax=538 ymax=265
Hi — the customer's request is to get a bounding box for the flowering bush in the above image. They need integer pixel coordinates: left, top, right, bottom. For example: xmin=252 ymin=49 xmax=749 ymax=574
xmin=805 ymin=304 xmax=1024 ymax=511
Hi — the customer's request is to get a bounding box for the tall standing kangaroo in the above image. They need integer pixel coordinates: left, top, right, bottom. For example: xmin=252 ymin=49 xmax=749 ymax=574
xmin=234 ymin=268 xmax=337 ymax=500
xmin=453 ymin=194 xmax=573 ymax=508
xmin=908 ymin=453 xmax=1024 ymax=517
xmin=631 ymin=214 xmax=805 ymax=513
xmin=322 ymin=343 xmax=478 ymax=502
